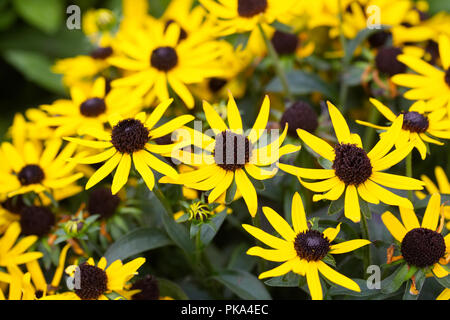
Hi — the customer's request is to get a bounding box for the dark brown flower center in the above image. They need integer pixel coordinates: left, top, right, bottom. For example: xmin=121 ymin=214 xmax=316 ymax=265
xmin=280 ymin=101 xmax=318 ymax=136
xmin=214 ymin=131 xmax=252 ymax=171
xmin=74 ymin=264 xmax=108 ymax=300
xmin=237 ymin=0 xmax=268 ymax=18
xmin=151 ymin=47 xmax=178 ymax=71
xmin=87 ymin=188 xmax=121 ymax=219
xmin=90 ymin=46 xmax=113 ymax=59
xmin=401 ymin=111 xmax=429 ymax=133
xmin=333 ymin=144 xmax=372 ymax=186
xmin=294 ymin=230 xmax=331 ymax=261
xmin=367 ymin=30 xmax=390 ymax=48
xmin=18 ymin=165 xmax=45 ymax=185
xmin=401 ymin=228 xmax=446 ymax=268
xmin=131 ymin=275 xmax=160 ymax=300
xmin=208 ymin=78 xmax=228 ymax=93
xmin=111 ymin=119 xmax=149 ymax=154
xmin=20 ymin=206 xmax=55 ymax=236
xmin=1 ymin=196 xmax=25 ymax=214
xmin=375 ymin=47 xmax=407 ymax=76
xmin=80 ymin=98 xmax=106 ymax=117
xmin=271 ymin=30 xmax=299 ymax=55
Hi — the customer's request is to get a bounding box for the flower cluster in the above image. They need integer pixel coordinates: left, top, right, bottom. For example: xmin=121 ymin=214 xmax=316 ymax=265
xmin=0 ymin=0 xmax=449 ymax=301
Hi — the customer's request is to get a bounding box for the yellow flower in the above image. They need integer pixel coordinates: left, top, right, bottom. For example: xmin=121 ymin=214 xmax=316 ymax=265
xmin=392 ymin=34 xmax=450 ymax=116
xmin=200 ymin=0 xmax=296 ymax=35
xmin=243 ymin=192 xmax=371 ymax=300
xmin=39 ymin=77 xmax=142 ymax=137
xmin=416 ymin=166 xmax=450 ymax=230
xmin=356 ymin=98 xmax=450 ymax=159
xmin=0 ymin=139 xmax=83 ymax=198
xmin=109 ymin=18 xmax=227 ymax=109
xmin=65 ymin=99 xmax=193 ymax=194
xmin=0 ymin=222 xmax=43 ymax=269
xmin=279 ymin=101 xmax=425 ymax=223
xmin=160 ymin=93 xmax=300 ymax=217
xmin=200 ymin=0 xmax=296 ymax=55
xmin=42 ymin=256 xmax=146 ymax=300
xmin=381 ymin=193 xmax=449 ymax=278
xmin=0 ymin=267 xmax=36 ymax=300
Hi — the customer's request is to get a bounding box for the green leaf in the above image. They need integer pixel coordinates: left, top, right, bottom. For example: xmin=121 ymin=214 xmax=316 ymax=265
xmin=329 ymin=278 xmax=380 ymax=298
xmin=12 ymin=0 xmax=64 ymax=34
xmin=403 ymin=269 xmax=426 ymax=300
xmin=381 ymin=263 xmax=409 ymax=294
xmin=199 ymin=210 xmax=227 ymax=247
xmin=264 ymin=272 xmax=302 ymax=287
xmin=104 ymin=227 xmax=172 ymax=263
xmin=157 ymin=278 xmax=189 ymax=300
xmin=272 ymin=20 xmax=293 ymax=33
xmin=328 ymin=195 xmax=345 ymax=215
xmin=342 ymin=64 xmax=367 ymax=87
xmin=266 ymin=70 xmax=337 ymax=98
xmin=433 ymin=273 xmax=450 ymax=288
xmin=212 ymin=269 xmax=272 ymax=300
xmin=2 ymin=50 xmax=65 ymax=94
xmin=225 ymin=179 xmax=237 ymax=205
xmin=318 ymin=157 xmax=333 ymax=169
xmin=0 ymin=10 xmax=16 ymax=30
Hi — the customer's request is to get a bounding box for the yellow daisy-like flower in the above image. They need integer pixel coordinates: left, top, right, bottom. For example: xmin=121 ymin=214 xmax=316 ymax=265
xmin=109 ymin=19 xmax=227 ymax=109
xmin=200 ymin=0 xmax=296 ymax=56
xmin=0 ymin=222 xmax=43 ymax=269
xmin=200 ymin=0 xmax=296 ymax=35
xmin=65 ymin=99 xmax=193 ymax=194
xmin=39 ymin=77 xmax=142 ymax=137
xmin=160 ymin=93 xmax=300 ymax=217
xmin=381 ymin=193 xmax=449 ymax=278
xmin=392 ymin=34 xmax=450 ymax=115
xmin=243 ymin=192 xmax=371 ymax=300
xmin=415 ymin=166 xmax=450 ymax=230
xmin=42 ymin=256 xmax=145 ymax=300
xmin=279 ymin=101 xmax=425 ymax=223
xmin=0 ymin=267 xmax=36 ymax=300
xmin=0 ymin=139 xmax=83 ymax=198
xmin=0 ymin=243 xmax=71 ymax=300
xmin=356 ymin=98 xmax=450 ymax=160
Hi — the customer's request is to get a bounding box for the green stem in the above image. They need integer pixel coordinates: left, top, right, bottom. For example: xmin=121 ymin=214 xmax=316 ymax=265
xmin=258 ymin=23 xmax=293 ymax=100
xmin=360 ymin=213 xmax=371 ymax=277
xmin=362 ymin=106 xmax=380 ymax=150
xmin=406 ymin=153 xmax=413 ymax=201
xmin=78 ymin=238 xmax=92 ymax=257
xmin=153 ymin=183 xmax=173 ymax=215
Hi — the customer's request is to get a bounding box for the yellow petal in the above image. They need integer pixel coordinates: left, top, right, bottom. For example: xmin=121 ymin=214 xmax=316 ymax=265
xmin=381 ymin=211 xmax=407 ymax=242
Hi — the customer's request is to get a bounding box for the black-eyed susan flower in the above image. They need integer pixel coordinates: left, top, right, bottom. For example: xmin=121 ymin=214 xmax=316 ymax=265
xmin=160 ymin=93 xmax=300 ymax=217
xmin=381 ymin=193 xmax=449 ymax=285
xmin=42 ymin=256 xmax=145 ymax=300
xmin=109 ymin=18 xmax=227 ymax=109
xmin=416 ymin=166 xmax=450 ymax=230
xmin=279 ymin=101 xmax=425 ymax=223
xmin=200 ymin=0 xmax=296 ymax=56
xmin=65 ymin=99 xmax=193 ymax=194
xmin=0 ymin=222 xmax=43 ymax=268
xmin=392 ymin=34 xmax=450 ymax=115
xmin=0 ymin=139 xmax=83 ymax=198
xmin=356 ymin=98 xmax=450 ymax=159
xmin=39 ymin=77 xmax=142 ymax=137
xmin=243 ymin=192 xmax=371 ymax=300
